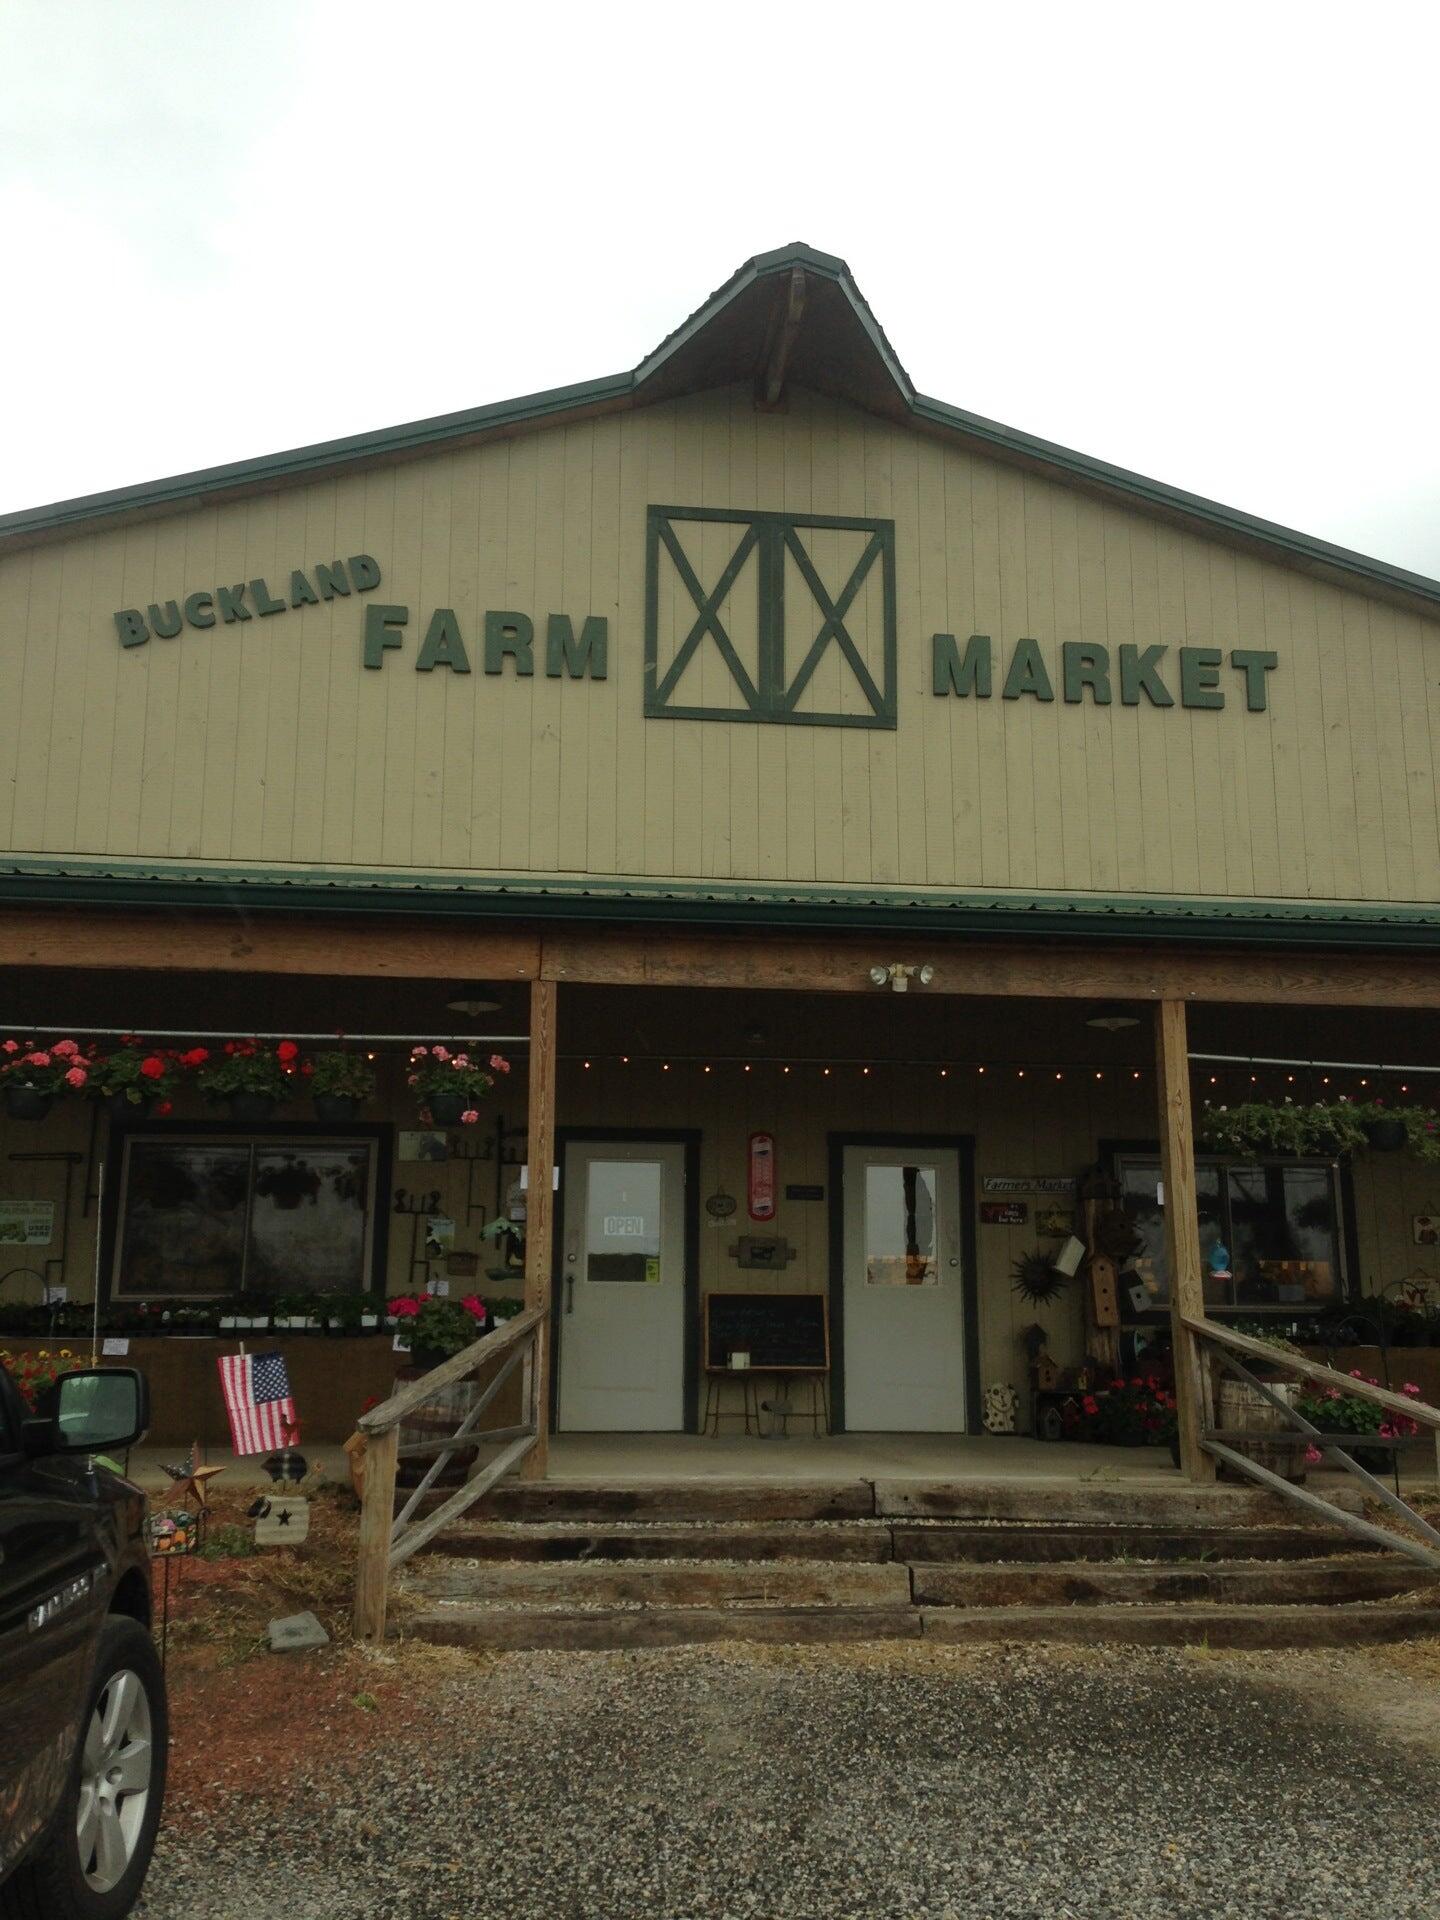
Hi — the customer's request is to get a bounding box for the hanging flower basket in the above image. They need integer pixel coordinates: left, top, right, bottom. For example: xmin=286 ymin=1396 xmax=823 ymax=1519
xmin=196 ymin=1040 xmax=299 ymax=1120
xmin=3 ymin=1084 xmax=53 ymax=1122
xmin=309 ymin=1049 xmax=377 ymax=1123
xmin=0 ymin=1037 xmax=92 ymax=1120
xmin=408 ymin=1046 xmax=509 ymax=1128
xmin=1363 ymin=1116 xmax=1408 ymax=1153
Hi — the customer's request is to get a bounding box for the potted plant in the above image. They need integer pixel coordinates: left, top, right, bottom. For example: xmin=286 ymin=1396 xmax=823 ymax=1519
xmin=196 ymin=1040 xmax=300 ymax=1122
xmin=1 ymin=1346 xmax=86 ymax=1411
xmin=1352 ymin=1101 xmax=1440 ymax=1160
xmin=0 ymin=1037 xmax=92 ymax=1121
xmin=274 ymin=1291 xmax=320 ymax=1331
xmin=321 ymin=1294 xmax=364 ymax=1334
xmin=90 ymin=1040 xmax=195 ymax=1119
xmin=358 ymin=1292 xmax=384 ymax=1330
xmin=406 ymin=1045 xmax=510 ymax=1127
xmin=408 ymin=1294 xmax=488 ymax=1369
xmin=309 ymin=1050 xmax=378 ymax=1123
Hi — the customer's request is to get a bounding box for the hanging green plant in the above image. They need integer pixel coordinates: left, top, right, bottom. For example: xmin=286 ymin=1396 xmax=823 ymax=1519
xmin=1011 ymin=1249 xmax=1068 ymax=1306
xmin=1197 ymin=1098 xmax=1440 ymax=1162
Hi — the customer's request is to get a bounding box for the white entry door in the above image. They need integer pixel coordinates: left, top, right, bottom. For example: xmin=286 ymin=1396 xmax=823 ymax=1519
xmin=841 ymin=1143 xmax=967 ymax=1431
xmin=557 ymin=1140 xmax=687 ymax=1431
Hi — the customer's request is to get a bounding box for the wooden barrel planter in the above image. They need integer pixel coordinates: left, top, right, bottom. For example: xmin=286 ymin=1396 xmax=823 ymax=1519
xmin=394 ymin=1363 xmax=486 ymax=1487
xmin=1215 ymin=1378 xmax=1306 ymax=1483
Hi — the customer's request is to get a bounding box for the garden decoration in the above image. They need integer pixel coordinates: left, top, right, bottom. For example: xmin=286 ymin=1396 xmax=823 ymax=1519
xmin=1294 ymin=1372 xmax=1424 ymax=1474
xmin=159 ymin=1440 xmax=226 ymax=1510
xmin=0 ymin=1037 xmax=91 ymax=1120
xmin=407 ymin=1045 xmax=510 ymax=1126
xmin=309 ymin=1048 xmax=378 ymax=1122
xmin=1010 ymin=1248 xmax=1069 ymax=1307
xmin=196 ymin=1039 xmax=300 ymax=1121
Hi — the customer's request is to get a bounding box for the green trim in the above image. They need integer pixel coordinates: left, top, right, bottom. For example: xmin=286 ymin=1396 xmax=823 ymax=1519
xmin=4 ymin=858 xmax=1440 ymax=951
xmin=3 ymin=242 xmax=1437 ymax=617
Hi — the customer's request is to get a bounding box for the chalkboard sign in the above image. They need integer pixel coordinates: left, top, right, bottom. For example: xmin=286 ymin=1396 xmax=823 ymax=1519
xmin=704 ymin=1292 xmax=829 ymax=1371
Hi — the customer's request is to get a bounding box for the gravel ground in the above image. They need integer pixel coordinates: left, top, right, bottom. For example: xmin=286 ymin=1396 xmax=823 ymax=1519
xmin=134 ymin=1640 xmax=1440 ymax=1920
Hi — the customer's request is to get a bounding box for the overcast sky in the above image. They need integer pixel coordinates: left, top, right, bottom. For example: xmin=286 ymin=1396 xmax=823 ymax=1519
xmin=5 ymin=2 xmax=1438 ymax=577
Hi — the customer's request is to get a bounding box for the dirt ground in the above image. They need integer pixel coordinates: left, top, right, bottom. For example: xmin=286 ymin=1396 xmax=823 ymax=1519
xmin=127 ymin=1487 xmax=1440 ymax=1920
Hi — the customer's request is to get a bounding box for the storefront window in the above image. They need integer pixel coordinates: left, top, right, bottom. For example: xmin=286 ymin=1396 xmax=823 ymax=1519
xmin=1116 ymin=1155 xmax=1343 ymax=1312
xmin=114 ymin=1135 xmax=377 ymax=1297
xmin=864 ymin=1163 xmax=938 ymax=1286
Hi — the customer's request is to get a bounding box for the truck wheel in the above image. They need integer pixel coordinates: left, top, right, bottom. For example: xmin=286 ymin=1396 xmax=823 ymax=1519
xmin=1 ymin=1616 xmax=168 ymax=1920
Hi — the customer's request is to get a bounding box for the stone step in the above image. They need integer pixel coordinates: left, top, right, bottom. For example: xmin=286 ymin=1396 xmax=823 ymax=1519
xmin=404 ymin=1558 xmax=912 ymax=1610
xmin=911 ymin=1557 xmax=1435 ymax=1609
xmin=405 ymin=1597 xmax=1440 ymax=1654
xmin=426 ymin=1517 xmax=1374 ymax=1566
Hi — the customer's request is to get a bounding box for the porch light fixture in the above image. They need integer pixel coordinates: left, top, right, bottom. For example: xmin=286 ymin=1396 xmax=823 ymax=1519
xmin=1084 ymin=1004 xmax=1140 ymax=1032
xmin=445 ymin=987 xmax=502 ymax=1017
xmin=869 ymin=963 xmax=935 ymax=993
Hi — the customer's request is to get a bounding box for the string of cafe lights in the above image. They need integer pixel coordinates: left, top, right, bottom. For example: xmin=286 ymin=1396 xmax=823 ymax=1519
xmin=561 ymin=1053 xmax=1440 ymax=1105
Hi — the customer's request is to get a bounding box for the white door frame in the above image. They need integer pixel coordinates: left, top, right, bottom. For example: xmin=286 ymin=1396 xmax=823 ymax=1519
xmin=828 ymin=1131 xmax=979 ymax=1434
xmin=551 ymin=1128 xmax=700 ymax=1433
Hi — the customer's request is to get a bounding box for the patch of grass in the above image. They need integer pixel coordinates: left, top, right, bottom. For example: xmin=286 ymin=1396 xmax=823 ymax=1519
xmin=201 ymin=1523 xmax=258 ymax=1560
xmin=352 ymin=1691 xmax=380 ymax=1712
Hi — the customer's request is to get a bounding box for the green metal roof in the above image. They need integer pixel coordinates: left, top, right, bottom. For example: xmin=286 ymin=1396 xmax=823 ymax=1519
xmin=2 ymin=243 xmax=1437 ymax=618
xmin=4 ymin=858 xmax=1440 ymax=951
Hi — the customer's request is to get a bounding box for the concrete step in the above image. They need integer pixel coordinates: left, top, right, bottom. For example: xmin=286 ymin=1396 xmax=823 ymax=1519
xmin=912 ymin=1557 xmax=1436 ymax=1609
xmin=405 ymin=1597 xmax=1440 ymax=1654
xmin=426 ymin=1517 xmax=1375 ymax=1566
xmin=404 ymin=1558 xmax=912 ymax=1610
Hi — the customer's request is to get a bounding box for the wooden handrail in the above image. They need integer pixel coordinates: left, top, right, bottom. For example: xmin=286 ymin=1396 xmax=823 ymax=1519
xmin=353 ymin=1308 xmax=545 ymax=1641
xmin=359 ymin=1306 xmax=545 ymax=1434
xmin=1180 ymin=1314 xmax=1440 ymax=1430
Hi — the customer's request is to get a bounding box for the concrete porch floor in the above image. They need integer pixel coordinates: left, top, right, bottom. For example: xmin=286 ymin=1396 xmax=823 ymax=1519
xmin=542 ymin=1432 xmax=1182 ymax=1483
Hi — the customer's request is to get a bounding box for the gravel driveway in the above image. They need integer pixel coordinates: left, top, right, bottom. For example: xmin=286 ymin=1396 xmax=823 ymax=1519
xmin=135 ymin=1640 xmax=1440 ymax=1920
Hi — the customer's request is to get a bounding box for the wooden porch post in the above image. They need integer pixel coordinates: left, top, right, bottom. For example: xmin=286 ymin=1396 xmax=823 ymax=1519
xmin=520 ymin=977 xmax=557 ymax=1480
xmin=1154 ymin=999 xmax=1216 ymax=1483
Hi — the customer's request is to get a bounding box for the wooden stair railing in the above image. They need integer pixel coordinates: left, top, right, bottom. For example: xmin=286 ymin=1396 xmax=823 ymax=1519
xmin=352 ymin=1306 xmax=545 ymax=1640
xmin=1181 ymin=1314 xmax=1440 ymax=1571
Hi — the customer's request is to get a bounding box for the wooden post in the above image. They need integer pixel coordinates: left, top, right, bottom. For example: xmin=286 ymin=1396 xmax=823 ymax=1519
xmin=1154 ymin=1000 xmax=1216 ymax=1483
xmin=520 ymin=977 xmax=557 ymax=1480
xmin=352 ymin=1422 xmax=399 ymax=1641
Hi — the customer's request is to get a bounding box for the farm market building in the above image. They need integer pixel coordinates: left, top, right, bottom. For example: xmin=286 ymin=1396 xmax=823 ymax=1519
xmin=3 ymin=243 xmax=1440 ymax=1473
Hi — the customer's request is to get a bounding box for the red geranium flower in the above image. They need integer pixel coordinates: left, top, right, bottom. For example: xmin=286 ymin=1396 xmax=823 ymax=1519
xmin=276 ymin=1040 xmax=299 ymax=1063
xmin=139 ymin=1056 xmax=166 ymax=1080
xmin=155 ymin=1101 xmax=173 ymax=1117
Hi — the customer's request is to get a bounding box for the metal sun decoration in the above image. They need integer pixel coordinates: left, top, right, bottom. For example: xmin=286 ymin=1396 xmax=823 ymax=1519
xmin=1010 ymin=1248 xmax=1070 ymax=1307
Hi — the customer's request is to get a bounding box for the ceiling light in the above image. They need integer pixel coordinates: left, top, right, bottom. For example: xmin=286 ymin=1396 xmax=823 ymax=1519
xmin=1084 ymin=1004 xmax=1140 ymax=1033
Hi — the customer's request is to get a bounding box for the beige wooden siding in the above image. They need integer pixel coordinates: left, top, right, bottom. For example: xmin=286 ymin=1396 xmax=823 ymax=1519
xmin=5 ymin=383 xmax=1440 ymax=906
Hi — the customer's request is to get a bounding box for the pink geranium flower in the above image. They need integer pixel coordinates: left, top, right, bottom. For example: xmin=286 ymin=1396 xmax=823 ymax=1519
xmin=432 ymin=1045 xmax=450 ymax=1062
xmin=489 ymin=1054 xmax=510 ymax=1073
xmin=461 ymin=1109 xmax=480 ymax=1125
xmin=52 ymin=1039 xmax=79 ymax=1058
xmin=26 ymin=1052 xmax=51 ymax=1068
xmin=64 ymin=1067 xmax=87 ymax=1087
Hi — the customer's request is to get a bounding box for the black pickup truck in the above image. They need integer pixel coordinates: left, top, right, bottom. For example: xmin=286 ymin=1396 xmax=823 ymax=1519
xmin=0 ymin=1365 xmax=165 ymax=1920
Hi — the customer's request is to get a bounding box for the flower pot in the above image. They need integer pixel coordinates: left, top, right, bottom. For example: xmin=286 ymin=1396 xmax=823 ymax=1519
xmin=361 ymin=1314 xmax=379 ymax=1329
xmin=104 ymin=1090 xmax=153 ymax=1121
xmin=1363 ymin=1117 xmax=1408 ymax=1153
xmin=3 ymin=1085 xmax=53 ymax=1121
xmin=314 ymin=1093 xmax=360 ymax=1123
xmin=219 ymin=1316 xmax=239 ymax=1330
xmin=410 ymin=1345 xmax=452 ymax=1372
xmin=228 ymin=1092 xmax=277 ymax=1123
xmin=427 ymin=1092 xmax=466 ymax=1126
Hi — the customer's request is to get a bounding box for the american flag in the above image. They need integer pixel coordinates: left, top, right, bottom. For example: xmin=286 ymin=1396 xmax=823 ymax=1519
xmin=218 ymin=1350 xmax=300 ymax=1456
